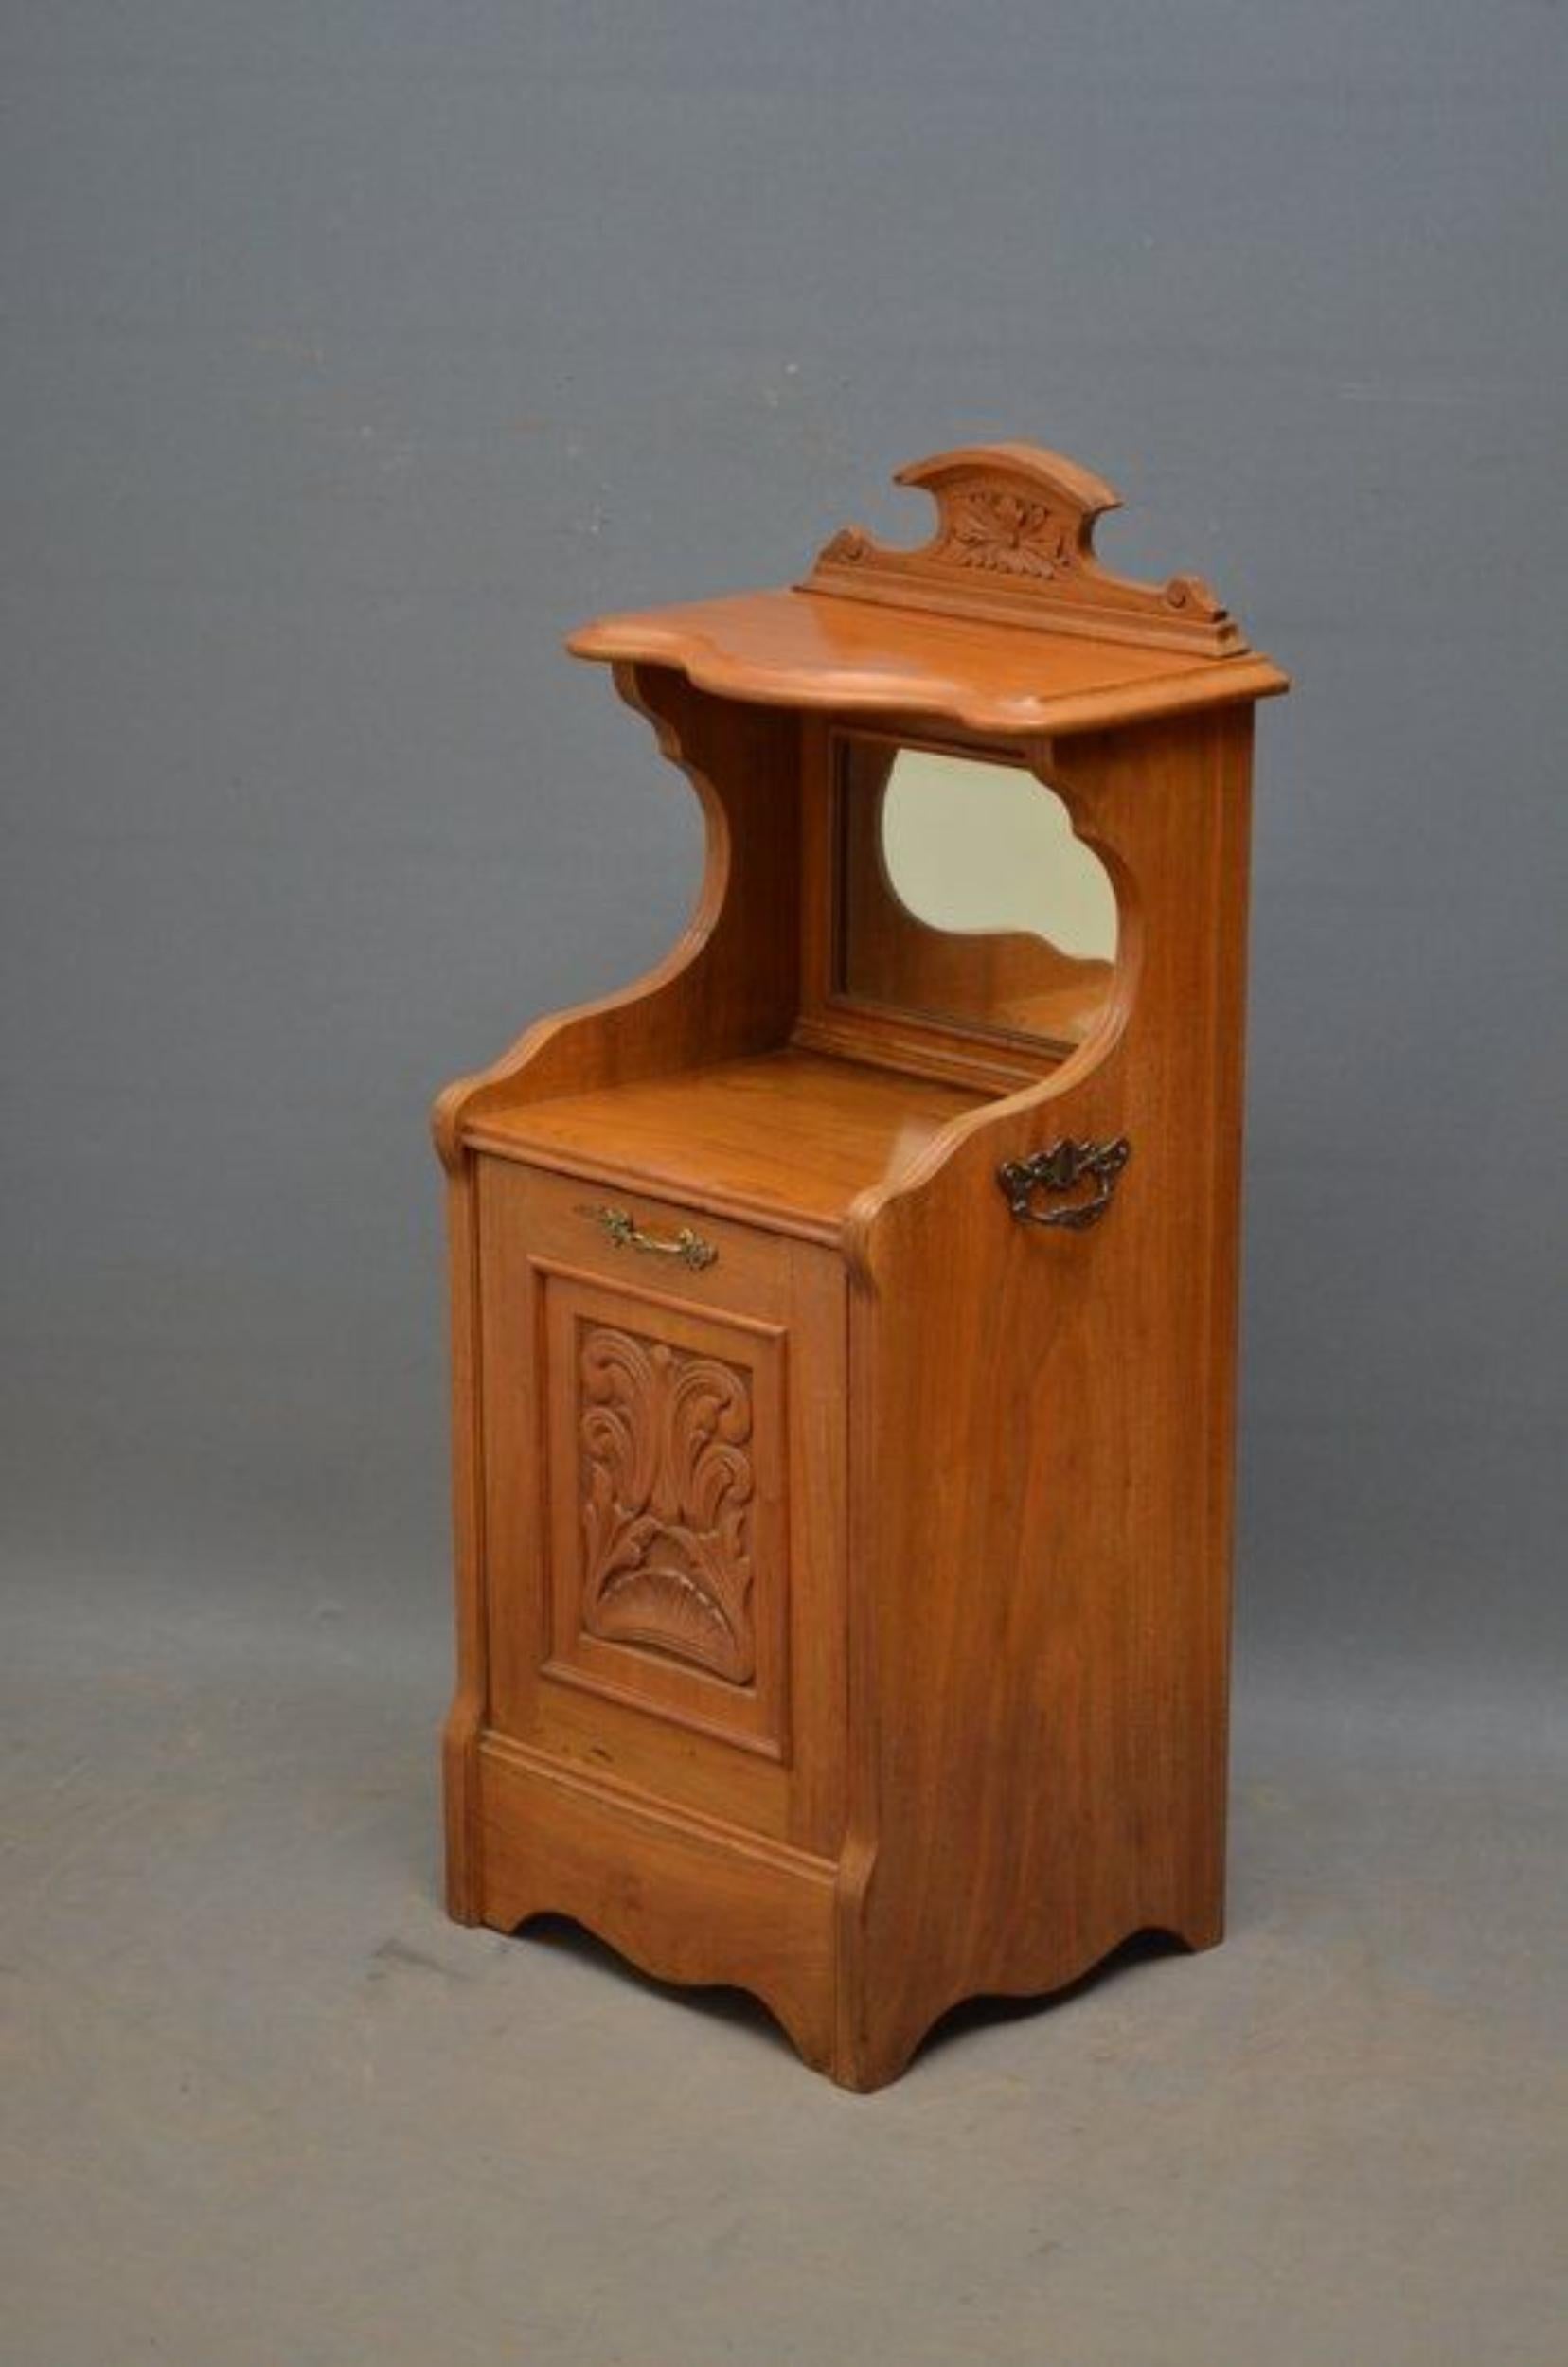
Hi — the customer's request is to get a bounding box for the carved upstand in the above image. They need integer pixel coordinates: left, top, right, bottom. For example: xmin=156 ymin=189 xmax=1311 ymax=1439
xmin=433 ymin=443 xmax=1289 ymax=2090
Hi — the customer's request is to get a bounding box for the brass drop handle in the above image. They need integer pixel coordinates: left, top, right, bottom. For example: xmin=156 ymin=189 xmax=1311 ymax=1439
xmin=997 ymin=1136 xmax=1131 ymax=1233
xmin=577 ymin=1202 xmax=719 ymax=1272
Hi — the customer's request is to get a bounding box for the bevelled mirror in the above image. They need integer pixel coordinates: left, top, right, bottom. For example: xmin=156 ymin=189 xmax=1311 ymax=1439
xmin=833 ymin=736 xmax=1118 ymax=1058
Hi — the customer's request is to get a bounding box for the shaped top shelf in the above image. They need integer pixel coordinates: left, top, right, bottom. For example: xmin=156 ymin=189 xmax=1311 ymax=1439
xmin=568 ymin=442 xmax=1289 ymax=739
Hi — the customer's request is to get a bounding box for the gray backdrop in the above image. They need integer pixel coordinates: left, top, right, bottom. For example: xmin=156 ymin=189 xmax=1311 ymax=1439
xmin=4 ymin=8 xmax=1565 ymax=2363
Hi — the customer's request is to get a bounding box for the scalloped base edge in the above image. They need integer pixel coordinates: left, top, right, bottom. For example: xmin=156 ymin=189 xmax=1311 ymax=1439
xmin=454 ymin=1731 xmax=1226 ymax=2091
xmin=835 ymin=1914 xmax=1226 ymax=2092
xmin=472 ymin=1734 xmax=839 ymax=2074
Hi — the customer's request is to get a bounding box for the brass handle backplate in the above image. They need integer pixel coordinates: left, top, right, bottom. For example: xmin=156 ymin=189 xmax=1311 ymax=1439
xmin=997 ymin=1137 xmax=1131 ymax=1233
xmin=577 ymin=1202 xmax=719 ymax=1272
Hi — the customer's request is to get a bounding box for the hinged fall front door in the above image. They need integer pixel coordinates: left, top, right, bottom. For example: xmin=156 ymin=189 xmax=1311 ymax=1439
xmin=473 ymin=1158 xmax=847 ymax=1858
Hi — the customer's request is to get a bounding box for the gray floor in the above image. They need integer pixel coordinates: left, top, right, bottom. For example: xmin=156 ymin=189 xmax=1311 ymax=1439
xmin=4 ymin=1542 xmax=1565 ymax=2367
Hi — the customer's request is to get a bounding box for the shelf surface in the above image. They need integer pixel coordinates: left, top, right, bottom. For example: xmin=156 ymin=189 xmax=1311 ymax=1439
xmin=568 ymin=587 xmax=1287 ymax=739
xmin=461 ymin=1048 xmax=992 ymax=1235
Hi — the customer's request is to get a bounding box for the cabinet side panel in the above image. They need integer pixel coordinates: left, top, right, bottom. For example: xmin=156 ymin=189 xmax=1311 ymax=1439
xmin=840 ymin=710 xmax=1256 ymax=2089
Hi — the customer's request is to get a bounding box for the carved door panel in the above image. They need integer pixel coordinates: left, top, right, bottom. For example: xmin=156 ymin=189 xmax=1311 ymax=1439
xmin=543 ymin=1275 xmax=788 ymax=1756
xmin=475 ymin=1159 xmax=846 ymax=1855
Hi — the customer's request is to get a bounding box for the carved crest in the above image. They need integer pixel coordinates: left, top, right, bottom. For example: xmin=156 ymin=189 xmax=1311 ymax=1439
xmin=578 ymin=1323 xmax=757 ymax=1684
xmin=803 ymin=443 xmax=1245 ymax=654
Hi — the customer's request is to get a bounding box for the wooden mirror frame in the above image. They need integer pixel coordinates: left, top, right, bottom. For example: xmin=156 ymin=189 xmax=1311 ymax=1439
xmin=793 ymin=719 xmax=1124 ymax=1093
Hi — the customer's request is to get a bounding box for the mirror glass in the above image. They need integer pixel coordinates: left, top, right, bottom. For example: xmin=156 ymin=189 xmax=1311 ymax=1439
xmin=835 ymin=739 xmax=1117 ymax=1048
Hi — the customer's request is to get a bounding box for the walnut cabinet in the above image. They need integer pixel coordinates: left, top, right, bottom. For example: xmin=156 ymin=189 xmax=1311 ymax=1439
xmin=433 ymin=443 xmax=1289 ymax=2089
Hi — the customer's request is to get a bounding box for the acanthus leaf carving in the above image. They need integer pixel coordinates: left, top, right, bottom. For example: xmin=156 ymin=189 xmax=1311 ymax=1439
xmin=942 ymin=489 xmax=1075 ymax=580
xmin=578 ymin=1323 xmax=757 ymax=1685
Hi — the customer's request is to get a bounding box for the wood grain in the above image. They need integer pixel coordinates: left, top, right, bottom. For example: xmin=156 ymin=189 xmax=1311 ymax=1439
xmin=568 ymin=590 xmax=1286 ymax=740
xmin=833 ymin=708 xmax=1256 ymax=2087
xmin=432 ymin=665 xmax=805 ymax=1169
xmin=803 ymin=442 xmax=1245 ymax=652
xmin=478 ymin=1735 xmax=839 ymax=2073
xmin=832 ymin=730 xmax=1114 ymax=1057
xmin=475 ymin=1159 xmax=847 ymax=1854
xmin=434 ymin=441 xmax=1288 ymax=2086
xmin=464 ymin=1046 xmax=989 ymax=1237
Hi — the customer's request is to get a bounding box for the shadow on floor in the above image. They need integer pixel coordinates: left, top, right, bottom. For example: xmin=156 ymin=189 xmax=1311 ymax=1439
xmin=515 ymin=1912 xmax=802 ymax=2061
xmin=514 ymin=1913 xmax=1191 ymax=2081
xmin=912 ymin=1929 xmax=1189 ymax=2070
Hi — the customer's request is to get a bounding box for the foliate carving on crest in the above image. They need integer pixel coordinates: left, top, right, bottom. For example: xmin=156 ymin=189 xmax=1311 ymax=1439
xmin=801 ymin=443 xmax=1246 ymax=654
xmin=943 ymin=488 xmax=1074 ymax=579
xmin=578 ymin=1323 xmax=757 ymax=1684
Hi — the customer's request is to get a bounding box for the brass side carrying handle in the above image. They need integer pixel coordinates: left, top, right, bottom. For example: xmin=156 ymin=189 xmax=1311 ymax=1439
xmin=997 ymin=1137 xmax=1131 ymax=1233
xmin=577 ymin=1202 xmax=719 ymax=1272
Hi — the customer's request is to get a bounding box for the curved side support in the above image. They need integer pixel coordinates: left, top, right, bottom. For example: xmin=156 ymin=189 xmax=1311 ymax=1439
xmin=436 ymin=666 xmax=803 ymax=1926
xmin=432 ymin=662 xmax=803 ymax=1170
